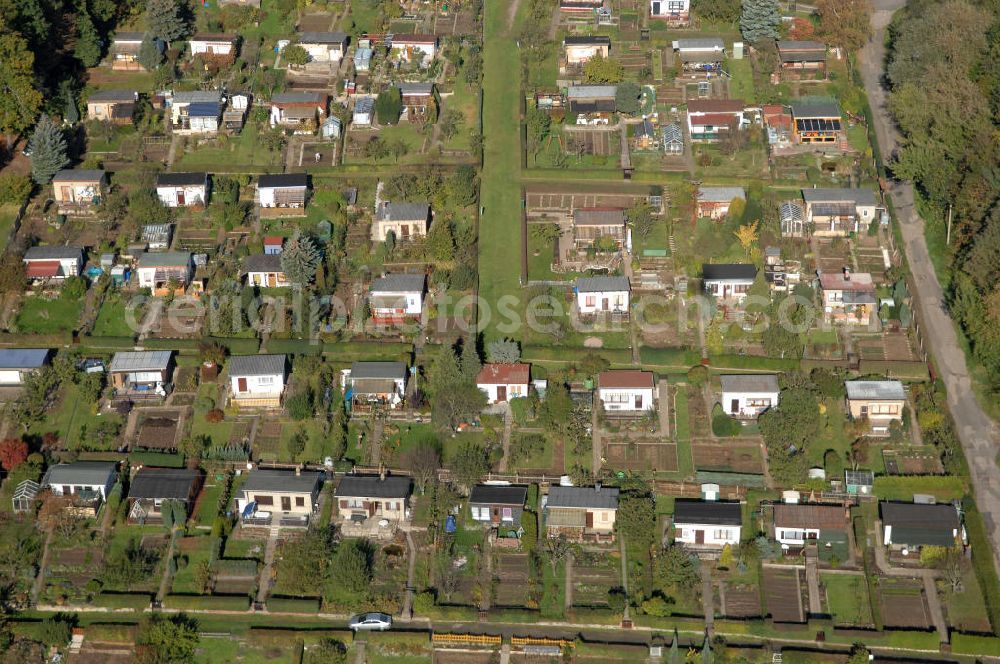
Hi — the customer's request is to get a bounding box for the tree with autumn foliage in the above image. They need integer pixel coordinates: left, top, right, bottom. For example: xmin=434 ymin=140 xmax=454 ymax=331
xmin=788 ymin=17 xmax=815 ymax=41
xmin=0 ymin=438 xmax=28 ymax=471
xmin=815 ymin=0 xmax=871 ymax=51
xmin=37 ymin=493 xmax=80 ymax=538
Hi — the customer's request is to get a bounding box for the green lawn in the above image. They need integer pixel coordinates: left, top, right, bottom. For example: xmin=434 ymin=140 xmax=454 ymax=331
xmin=195 ymin=481 xmax=224 ymax=527
xmin=15 ymin=296 xmax=82 ymax=333
xmin=171 ymin=536 xmax=215 ymax=594
xmin=0 ymin=204 xmax=19 ymax=252
xmin=821 ymin=573 xmax=873 ymax=626
xmin=478 ymin=0 xmax=523 ymax=341
xmin=442 ymin=75 xmax=478 ymax=152
xmin=29 ymin=383 xmax=123 ymax=450
xmin=173 ymin=123 xmax=284 ymax=172
xmin=92 ymin=294 xmax=139 ymax=337
xmin=727 ymin=58 xmax=754 ymax=102
xmin=807 ymin=399 xmax=851 ymax=469
xmin=673 ymin=387 xmax=690 ymax=440
xmin=943 ymin=565 xmax=992 ymax=633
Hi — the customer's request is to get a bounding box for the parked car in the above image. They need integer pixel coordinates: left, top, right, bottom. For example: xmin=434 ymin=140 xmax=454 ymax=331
xmin=348 ymin=612 xmax=392 ymax=631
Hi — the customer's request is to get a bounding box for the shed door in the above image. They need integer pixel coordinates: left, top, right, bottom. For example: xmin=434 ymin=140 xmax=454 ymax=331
xmin=237 ymin=377 xmax=248 ymax=392
xmin=652 ymin=1 xmax=661 ymax=13
xmin=585 ymin=511 xmax=594 ymax=528
xmin=177 ymin=190 xmax=185 ymax=206
xmin=731 ymin=399 xmax=739 ymax=414
xmin=634 ymin=394 xmax=642 ymax=409
xmin=497 ymin=386 xmax=507 ymax=402
xmin=281 ymin=496 xmax=291 ymax=511
xmin=695 ymin=529 xmax=705 ymax=544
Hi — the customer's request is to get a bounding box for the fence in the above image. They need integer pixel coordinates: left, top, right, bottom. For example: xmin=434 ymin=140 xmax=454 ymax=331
xmin=432 ymin=633 xmax=501 ymax=646
xmin=511 ymin=636 xmax=572 ymax=648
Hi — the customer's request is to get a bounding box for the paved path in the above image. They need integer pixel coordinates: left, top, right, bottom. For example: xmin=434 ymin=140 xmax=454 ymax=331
xmin=401 ymin=529 xmax=417 ymax=618
xmin=920 ymin=570 xmax=949 ymax=645
xmin=700 ymin=562 xmax=714 ymax=635
xmin=255 ymin=523 xmax=282 ymax=606
xmin=29 ymin=530 xmax=54 ymax=606
xmin=804 ymin=551 xmax=822 ymax=617
xmin=858 ymin=0 xmax=1000 ymax=575
xmin=369 ymin=418 xmax=384 ymax=467
xmin=353 ymin=640 xmax=366 ymax=664
xmin=657 ymin=379 xmax=670 ymax=437
xmin=564 ymin=551 xmax=574 ymax=610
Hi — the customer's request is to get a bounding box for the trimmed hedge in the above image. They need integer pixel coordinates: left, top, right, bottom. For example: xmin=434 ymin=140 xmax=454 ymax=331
xmin=857 ymin=359 xmax=930 ymax=381
xmin=0 ymin=331 xmax=73 ymax=347
xmin=86 ymin=623 xmax=139 ymax=644
xmin=141 ymin=337 xmax=261 ymax=354
xmin=951 ymin=633 xmax=1000 ymax=656
xmin=963 ymin=499 xmax=1000 ymax=635
xmin=265 ymin=596 xmax=321 ymax=613
xmin=708 ymin=354 xmax=800 ymax=371
xmin=321 ymin=341 xmax=414 ymax=362
xmin=92 ymin=592 xmax=152 ymax=610
xmin=129 ymin=451 xmax=184 ymax=468
xmin=522 ymin=345 xmax=632 ymax=365
xmin=264 ymin=338 xmax=323 ymax=356
xmin=80 ymin=335 xmax=137 ymax=349
xmin=872 ymin=475 xmax=966 ymax=501
xmin=640 ymin=346 xmax=701 ymax=367
xmin=163 ymin=593 xmax=250 ymax=611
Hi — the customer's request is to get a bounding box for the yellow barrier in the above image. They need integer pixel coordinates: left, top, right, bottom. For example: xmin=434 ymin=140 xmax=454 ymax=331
xmin=432 ymin=633 xmax=503 ymax=646
xmin=511 ymin=636 xmax=572 ymax=648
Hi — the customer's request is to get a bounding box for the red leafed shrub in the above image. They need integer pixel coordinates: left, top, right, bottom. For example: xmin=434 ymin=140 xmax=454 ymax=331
xmin=0 ymin=438 xmax=29 ymax=471
xmin=205 ymin=409 xmax=225 ymax=424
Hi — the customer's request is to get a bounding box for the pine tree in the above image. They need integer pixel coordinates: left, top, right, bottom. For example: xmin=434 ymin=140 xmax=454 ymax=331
xmin=279 ymin=231 xmax=322 ymax=286
xmin=739 ymin=0 xmax=780 ymax=44
xmin=74 ymin=5 xmax=102 ymax=67
xmin=138 ymin=34 xmax=165 ymax=71
xmin=146 ymin=0 xmax=188 ymax=44
xmin=28 ymin=115 xmax=69 ymax=185
xmin=425 ymin=218 xmax=454 ymax=261
xmin=61 ymin=82 xmax=79 ymax=124
xmin=459 ymin=338 xmax=480 ymax=383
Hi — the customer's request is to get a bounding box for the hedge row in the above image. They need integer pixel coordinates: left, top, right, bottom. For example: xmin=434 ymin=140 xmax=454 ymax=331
xmin=85 ymin=623 xmax=139 ymax=644
xmin=521 ymin=345 xmax=633 ymax=365
xmin=141 ymin=336 xmax=261 ymax=354
xmin=962 ymin=499 xmax=1000 ymax=635
xmin=80 ymin=335 xmax=137 ymax=349
xmin=707 ymin=354 xmax=801 ymax=371
xmin=129 ymin=451 xmax=184 ymax=468
xmin=92 ymin=592 xmax=152 ymax=610
xmin=857 ymin=359 xmax=930 ymax=381
xmin=163 ymin=593 xmax=250 ymax=611
xmin=0 ymin=331 xmax=73 ymax=347
xmin=951 ymin=633 xmax=1000 ymax=656
xmin=872 ymin=475 xmax=966 ymax=501
xmin=640 ymin=346 xmax=701 ymax=368
xmin=246 ymin=627 xmax=354 ymax=648
xmin=265 ymin=596 xmax=321 ymax=613
xmin=321 ymin=341 xmax=414 ymax=362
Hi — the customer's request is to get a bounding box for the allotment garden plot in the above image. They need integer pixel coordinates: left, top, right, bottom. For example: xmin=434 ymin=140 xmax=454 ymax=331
xmin=691 ymin=440 xmax=764 ymax=474
xmin=762 ymin=566 xmax=805 ymax=623
xmin=571 ymin=551 xmax=620 ymax=609
xmin=493 ymin=552 xmax=533 ymax=608
xmin=603 ymin=437 xmax=678 ymax=473
xmin=878 ymin=578 xmax=932 ymax=629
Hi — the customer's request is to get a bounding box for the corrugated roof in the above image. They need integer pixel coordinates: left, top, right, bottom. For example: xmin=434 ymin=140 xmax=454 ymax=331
xmin=881 ymin=502 xmax=959 ymax=546
xmin=114 ymin=32 xmax=144 ymax=42
xmin=109 ymin=351 xmax=173 ymax=373
xmin=88 ymin=89 xmax=137 ymax=103
xmin=243 ymin=469 xmax=324 ymax=494
xmin=354 ymin=97 xmax=375 ymax=114
xmin=790 ymin=100 xmax=841 ymax=119
xmin=673 ymin=500 xmax=742 ymax=526
xmin=547 ymin=485 xmax=619 ymax=509
xmin=137 ymin=252 xmax=191 ymax=268
xmin=192 ymin=32 xmax=235 ymax=41
xmin=774 ymin=503 xmax=848 ymax=530
xmin=128 ymin=468 xmax=201 ymax=500
xmin=398 ymin=82 xmax=434 ymax=95
xmin=818 ymin=271 xmax=875 ymax=292
xmin=172 ymin=90 xmax=222 ymax=104
xmin=674 ymin=38 xmax=725 ymax=50
xmin=573 ymin=208 xmax=625 ymax=226
xmin=845 ymin=380 xmax=905 ymax=401
xmin=42 ymin=462 xmax=117 ymax=488
xmin=258 ymin=174 xmax=308 ymax=189
xmin=244 ymin=254 xmax=283 ymax=274
xmin=720 ymin=374 xmax=779 ymax=394
xmin=476 ymin=363 xmax=530 ymax=385
xmin=299 ymin=31 xmax=348 ymax=44
xmin=777 ymin=40 xmax=827 ymax=51
xmin=687 ymin=99 xmax=745 ymax=114
xmin=53 ymin=169 xmax=105 ymax=182
xmin=702 ymin=263 xmax=756 ymax=281
xmin=567 ymin=85 xmax=617 ymax=99
xmin=0 ymin=348 xmax=50 ymax=369
xmin=599 ymin=369 xmax=653 ymax=389
xmin=698 ymin=186 xmax=745 ymax=203
xmin=187 ymin=102 xmax=220 ymax=117
xmin=801 ymin=187 xmax=878 ymax=206
xmin=229 ymin=354 xmax=286 ymax=377
xmin=576 ymin=276 xmax=630 ymax=293
xmin=371 ymin=273 xmax=426 ymax=293
xmin=157 ymin=172 xmax=207 ymax=187
xmin=392 ymin=33 xmax=437 ymax=44
xmin=564 ymin=35 xmax=611 ymax=46
xmin=351 ymin=361 xmax=407 ymax=380
xmin=337 ymin=475 xmax=412 ymax=498
xmin=470 ymin=484 xmax=528 ymax=505
xmin=271 ymin=91 xmax=327 ymax=105
xmin=24 ymin=246 xmax=83 ymax=261
xmin=375 ymin=202 xmax=430 ymax=222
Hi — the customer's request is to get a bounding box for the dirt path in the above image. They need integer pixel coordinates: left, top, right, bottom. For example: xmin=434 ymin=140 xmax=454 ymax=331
xmin=255 ymin=523 xmax=282 ymax=606
xmin=156 ymin=528 xmax=180 ymax=602
xmin=506 ymin=0 xmax=522 ymax=30
xmin=564 ymin=551 xmax=574 ymax=610
xmin=497 ymin=406 xmax=513 ymax=473
xmin=700 ymin=562 xmax=714 ymax=635
xmin=657 ymin=380 xmax=670 ymax=437
xmin=29 ymin=530 xmax=54 ymax=606
xmin=858 ymin=0 xmax=1000 ymax=576
xmin=804 ymin=550 xmax=822 ymax=616
xmin=402 ymin=529 xmax=418 ymax=618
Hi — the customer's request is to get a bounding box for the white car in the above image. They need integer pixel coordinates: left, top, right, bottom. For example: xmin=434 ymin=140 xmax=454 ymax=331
xmin=349 ymin=612 xmax=392 ymax=631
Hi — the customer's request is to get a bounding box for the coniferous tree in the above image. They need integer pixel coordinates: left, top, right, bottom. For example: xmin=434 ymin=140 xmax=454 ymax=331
xmin=74 ymin=5 xmax=102 ymax=67
xmin=28 ymin=114 xmax=69 ymax=185
xmin=146 ymin=0 xmax=188 ymax=44
xmin=138 ymin=34 xmax=165 ymax=70
xmin=61 ymin=82 xmax=79 ymax=124
xmin=280 ymin=231 xmax=322 ymax=286
xmin=739 ymin=0 xmax=780 ymax=44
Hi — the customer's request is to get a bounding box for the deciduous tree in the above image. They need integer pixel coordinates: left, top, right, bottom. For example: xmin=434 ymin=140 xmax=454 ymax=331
xmin=136 ymin=613 xmax=199 ymax=664
xmin=0 ymin=438 xmax=28 ymax=471
xmin=582 ymin=55 xmax=624 ymax=84
xmin=0 ymin=30 xmax=43 ymax=138
xmin=282 ymin=44 xmax=309 ymax=66
xmin=815 ymin=0 xmax=871 ymax=50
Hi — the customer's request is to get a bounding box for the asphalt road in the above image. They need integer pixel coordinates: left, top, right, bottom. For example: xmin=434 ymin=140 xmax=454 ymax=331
xmin=857 ymin=0 xmax=1000 ymax=573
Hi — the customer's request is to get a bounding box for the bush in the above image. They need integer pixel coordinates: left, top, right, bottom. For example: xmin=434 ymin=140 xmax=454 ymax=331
xmin=286 ymin=390 xmax=314 ymax=420
xmin=205 ymin=409 xmax=225 ymax=423
xmin=687 ymin=365 xmax=709 ymax=386
xmin=162 ymin=594 xmax=250 ymax=611
xmin=86 ymin=623 xmax=138 ymax=644
xmin=266 ymin=596 xmax=321 ymax=613
xmin=711 ymin=403 xmax=741 ymax=437
xmin=92 ymin=592 xmax=152 ymax=610
xmin=0 ymin=173 xmax=32 ymax=204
